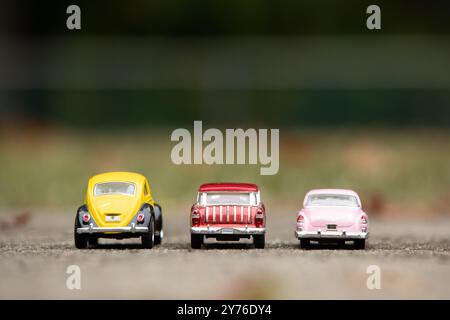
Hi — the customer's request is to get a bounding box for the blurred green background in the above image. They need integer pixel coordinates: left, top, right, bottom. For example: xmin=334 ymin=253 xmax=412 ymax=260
xmin=1 ymin=0 xmax=449 ymax=217
xmin=1 ymin=107 xmax=449 ymax=217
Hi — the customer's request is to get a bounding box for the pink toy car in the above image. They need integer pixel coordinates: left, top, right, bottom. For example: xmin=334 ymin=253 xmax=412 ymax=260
xmin=295 ymin=189 xmax=369 ymax=249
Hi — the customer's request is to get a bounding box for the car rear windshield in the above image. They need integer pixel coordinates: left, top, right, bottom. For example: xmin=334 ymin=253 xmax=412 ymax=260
xmin=200 ymin=193 xmax=257 ymax=206
xmin=307 ymin=194 xmax=359 ymax=207
xmin=94 ymin=182 xmax=136 ymax=196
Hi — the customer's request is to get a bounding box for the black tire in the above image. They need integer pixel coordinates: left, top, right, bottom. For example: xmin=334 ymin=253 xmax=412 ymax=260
xmin=141 ymin=216 xmax=155 ymax=249
xmin=154 ymin=230 xmax=163 ymax=245
xmin=154 ymin=204 xmax=163 ymax=245
xmin=300 ymin=239 xmax=310 ymax=249
xmin=191 ymin=234 xmax=203 ymax=249
xmin=254 ymin=235 xmax=265 ymax=249
xmin=74 ymin=216 xmax=88 ymax=249
xmin=354 ymin=239 xmax=366 ymax=250
xmin=88 ymin=236 xmax=98 ymax=247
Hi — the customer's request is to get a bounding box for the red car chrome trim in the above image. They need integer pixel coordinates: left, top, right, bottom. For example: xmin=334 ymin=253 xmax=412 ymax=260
xmin=192 ymin=226 xmax=265 ymax=235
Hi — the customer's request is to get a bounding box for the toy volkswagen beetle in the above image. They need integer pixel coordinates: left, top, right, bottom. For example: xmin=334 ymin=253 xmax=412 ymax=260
xmin=190 ymin=183 xmax=266 ymax=249
xmin=295 ymin=189 xmax=369 ymax=249
xmin=74 ymin=172 xmax=163 ymax=249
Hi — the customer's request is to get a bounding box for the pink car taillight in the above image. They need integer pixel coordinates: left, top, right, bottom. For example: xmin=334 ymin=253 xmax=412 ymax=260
xmin=191 ymin=210 xmax=201 ymax=227
xmin=255 ymin=209 xmax=265 ymax=228
xmin=82 ymin=213 xmax=90 ymax=224
xmin=297 ymin=214 xmax=304 ymax=223
xmin=137 ymin=213 xmax=145 ymax=224
xmin=361 ymin=216 xmax=368 ymax=232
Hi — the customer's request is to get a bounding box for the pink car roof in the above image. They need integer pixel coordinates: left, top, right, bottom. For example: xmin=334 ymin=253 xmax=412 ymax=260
xmin=199 ymin=183 xmax=259 ymax=192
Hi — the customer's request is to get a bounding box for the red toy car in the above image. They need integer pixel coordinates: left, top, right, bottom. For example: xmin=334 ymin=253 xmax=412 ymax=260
xmin=190 ymin=183 xmax=266 ymax=249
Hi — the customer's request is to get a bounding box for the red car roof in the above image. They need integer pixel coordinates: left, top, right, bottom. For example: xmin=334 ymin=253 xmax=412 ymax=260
xmin=199 ymin=183 xmax=259 ymax=192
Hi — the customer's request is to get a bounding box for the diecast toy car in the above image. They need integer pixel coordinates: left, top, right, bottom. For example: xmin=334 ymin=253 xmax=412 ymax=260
xmin=190 ymin=183 xmax=266 ymax=249
xmin=295 ymin=189 xmax=369 ymax=249
xmin=74 ymin=172 xmax=163 ymax=249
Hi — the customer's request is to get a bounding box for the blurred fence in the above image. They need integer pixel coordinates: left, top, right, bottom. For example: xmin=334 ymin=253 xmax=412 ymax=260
xmin=1 ymin=36 xmax=450 ymax=127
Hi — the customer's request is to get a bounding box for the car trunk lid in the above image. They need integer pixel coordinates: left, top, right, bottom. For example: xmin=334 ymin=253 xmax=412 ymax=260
xmin=304 ymin=207 xmax=359 ymax=228
xmin=89 ymin=195 xmax=140 ymax=227
xmin=200 ymin=205 xmax=256 ymax=225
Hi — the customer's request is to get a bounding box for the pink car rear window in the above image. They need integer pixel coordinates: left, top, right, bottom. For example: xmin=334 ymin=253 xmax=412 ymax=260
xmin=307 ymin=194 xmax=359 ymax=207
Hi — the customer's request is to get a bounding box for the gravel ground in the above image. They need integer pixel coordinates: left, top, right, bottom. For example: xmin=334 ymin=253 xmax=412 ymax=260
xmin=0 ymin=210 xmax=449 ymax=299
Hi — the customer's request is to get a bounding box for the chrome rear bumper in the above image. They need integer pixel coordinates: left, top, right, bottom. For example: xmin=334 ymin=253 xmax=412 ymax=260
xmin=296 ymin=230 xmax=369 ymax=240
xmin=191 ymin=226 xmax=265 ymax=235
xmin=77 ymin=223 xmax=148 ymax=234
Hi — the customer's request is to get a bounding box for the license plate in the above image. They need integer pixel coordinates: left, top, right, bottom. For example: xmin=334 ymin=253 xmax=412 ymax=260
xmin=323 ymin=231 xmax=340 ymax=236
xmin=327 ymin=224 xmax=337 ymax=230
xmin=221 ymin=229 xmax=234 ymax=234
xmin=105 ymin=215 xmax=121 ymax=222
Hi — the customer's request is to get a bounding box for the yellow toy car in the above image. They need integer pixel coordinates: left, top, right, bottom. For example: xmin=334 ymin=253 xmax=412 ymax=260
xmin=74 ymin=172 xmax=163 ymax=249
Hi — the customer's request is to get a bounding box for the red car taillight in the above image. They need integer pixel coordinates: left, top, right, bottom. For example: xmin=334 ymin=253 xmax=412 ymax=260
xmin=191 ymin=210 xmax=201 ymax=227
xmin=255 ymin=209 xmax=265 ymax=228
xmin=361 ymin=216 xmax=368 ymax=224
xmin=297 ymin=214 xmax=304 ymax=223
xmin=137 ymin=213 xmax=145 ymax=224
xmin=82 ymin=213 xmax=90 ymax=224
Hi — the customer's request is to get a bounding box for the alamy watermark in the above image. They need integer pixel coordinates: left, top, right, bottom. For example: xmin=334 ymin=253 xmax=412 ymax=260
xmin=66 ymin=265 xmax=81 ymax=290
xmin=366 ymin=5 xmax=381 ymax=30
xmin=366 ymin=265 xmax=382 ymax=290
xmin=66 ymin=5 xmax=81 ymax=30
xmin=64 ymin=5 xmax=380 ymax=32
xmin=171 ymin=121 xmax=279 ymax=175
